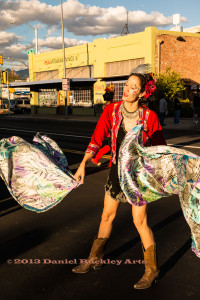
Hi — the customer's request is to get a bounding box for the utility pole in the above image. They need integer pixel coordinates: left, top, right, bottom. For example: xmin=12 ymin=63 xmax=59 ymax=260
xmin=7 ymin=79 xmax=10 ymax=116
xmin=60 ymin=0 xmax=68 ymax=118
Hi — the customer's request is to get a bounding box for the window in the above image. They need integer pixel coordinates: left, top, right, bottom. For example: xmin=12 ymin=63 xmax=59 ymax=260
xmin=70 ymin=90 xmax=92 ymax=106
xmin=38 ymin=89 xmax=58 ymax=107
xmin=106 ymin=81 xmax=126 ymax=102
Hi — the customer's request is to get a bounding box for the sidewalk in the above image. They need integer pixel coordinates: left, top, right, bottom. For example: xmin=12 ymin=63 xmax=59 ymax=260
xmin=2 ymin=113 xmax=200 ymax=131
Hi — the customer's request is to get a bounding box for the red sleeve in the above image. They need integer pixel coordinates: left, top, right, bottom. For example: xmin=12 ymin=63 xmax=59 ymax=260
xmin=147 ymin=110 xmax=167 ymax=146
xmin=85 ymin=104 xmax=112 ymax=156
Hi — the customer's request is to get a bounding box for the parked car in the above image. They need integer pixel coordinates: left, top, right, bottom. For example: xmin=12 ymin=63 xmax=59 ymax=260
xmin=10 ymin=97 xmax=31 ymax=113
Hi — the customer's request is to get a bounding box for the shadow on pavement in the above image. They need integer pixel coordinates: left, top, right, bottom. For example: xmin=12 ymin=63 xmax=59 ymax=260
xmin=0 ymin=229 xmax=51 ymax=265
xmin=159 ymin=238 xmax=191 ymax=279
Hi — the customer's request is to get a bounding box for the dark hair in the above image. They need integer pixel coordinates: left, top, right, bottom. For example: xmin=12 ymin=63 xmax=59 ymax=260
xmin=128 ymin=73 xmax=153 ymax=92
xmin=128 ymin=72 xmax=153 ymax=106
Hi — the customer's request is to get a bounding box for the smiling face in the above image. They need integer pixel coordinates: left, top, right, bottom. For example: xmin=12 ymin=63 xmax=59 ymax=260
xmin=122 ymin=75 xmax=145 ymax=103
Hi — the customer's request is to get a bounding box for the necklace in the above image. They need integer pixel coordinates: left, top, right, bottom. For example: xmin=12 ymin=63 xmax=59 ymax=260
xmin=121 ymin=102 xmax=139 ymax=119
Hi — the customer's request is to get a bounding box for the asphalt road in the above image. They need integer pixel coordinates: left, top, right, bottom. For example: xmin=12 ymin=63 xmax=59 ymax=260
xmin=0 ymin=117 xmax=200 ymax=300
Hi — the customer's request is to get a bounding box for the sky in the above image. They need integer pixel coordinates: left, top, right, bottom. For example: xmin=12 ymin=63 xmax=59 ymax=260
xmin=0 ymin=0 xmax=200 ymax=71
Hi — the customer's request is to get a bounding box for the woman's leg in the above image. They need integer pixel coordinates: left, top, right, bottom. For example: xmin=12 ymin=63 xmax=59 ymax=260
xmin=72 ymin=192 xmax=120 ymax=273
xmin=132 ymin=205 xmax=159 ymax=289
xmin=132 ymin=204 xmax=154 ymax=249
xmin=97 ymin=191 xmax=120 ymax=238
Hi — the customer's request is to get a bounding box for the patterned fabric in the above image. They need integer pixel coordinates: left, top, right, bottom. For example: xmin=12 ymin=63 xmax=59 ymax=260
xmin=85 ymin=143 xmax=100 ymax=157
xmin=110 ymin=103 xmax=151 ymax=164
xmin=118 ymin=125 xmax=200 ymax=258
xmin=0 ymin=133 xmax=78 ymax=213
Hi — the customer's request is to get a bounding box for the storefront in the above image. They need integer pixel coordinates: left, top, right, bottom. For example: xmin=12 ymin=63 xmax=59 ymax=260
xmin=8 ymin=78 xmax=96 ymax=115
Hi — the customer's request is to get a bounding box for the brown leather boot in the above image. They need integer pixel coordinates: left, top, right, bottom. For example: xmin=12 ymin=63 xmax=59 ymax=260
xmin=72 ymin=236 xmax=108 ymax=274
xmin=134 ymin=244 xmax=159 ymax=289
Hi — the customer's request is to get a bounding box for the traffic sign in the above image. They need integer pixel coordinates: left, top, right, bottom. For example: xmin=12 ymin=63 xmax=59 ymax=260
xmin=27 ymin=49 xmax=36 ymax=54
xmin=0 ymin=55 xmax=3 ymax=65
xmin=62 ymin=78 xmax=70 ymax=91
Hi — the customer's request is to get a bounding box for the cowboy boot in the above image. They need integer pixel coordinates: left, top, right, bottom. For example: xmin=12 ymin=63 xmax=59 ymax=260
xmin=72 ymin=236 xmax=108 ymax=274
xmin=134 ymin=244 xmax=159 ymax=289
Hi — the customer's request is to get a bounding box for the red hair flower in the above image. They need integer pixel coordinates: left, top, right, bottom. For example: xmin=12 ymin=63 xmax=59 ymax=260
xmin=144 ymin=80 xmax=156 ymax=99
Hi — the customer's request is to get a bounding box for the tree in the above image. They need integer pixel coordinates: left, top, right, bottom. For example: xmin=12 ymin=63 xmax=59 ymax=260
xmin=154 ymin=68 xmax=185 ymax=102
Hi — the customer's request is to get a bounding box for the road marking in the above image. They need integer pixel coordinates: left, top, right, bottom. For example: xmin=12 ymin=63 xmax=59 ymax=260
xmin=167 ymin=143 xmax=200 ymax=149
xmin=0 ymin=196 xmax=13 ymax=202
xmin=0 ymin=127 xmax=91 ymax=139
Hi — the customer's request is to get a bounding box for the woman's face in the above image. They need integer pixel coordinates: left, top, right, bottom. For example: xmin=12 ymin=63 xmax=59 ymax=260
xmin=122 ymin=75 xmax=143 ymax=103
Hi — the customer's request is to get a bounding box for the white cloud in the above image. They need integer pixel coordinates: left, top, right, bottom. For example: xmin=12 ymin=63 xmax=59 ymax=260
xmin=1 ymin=0 xmax=187 ymax=35
xmin=36 ymin=36 xmax=88 ymax=50
xmin=47 ymin=25 xmax=58 ymax=36
xmin=0 ymin=31 xmax=22 ymax=46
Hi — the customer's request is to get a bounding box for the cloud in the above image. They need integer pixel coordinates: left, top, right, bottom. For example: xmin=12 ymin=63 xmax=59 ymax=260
xmin=36 ymin=36 xmax=88 ymax=50
xmin=47 ymin=25 xmax=58 ymax=36
xmin=0 ymin=31 xmax=22 ymax=46
xmin=1 ymin=0 xmax=187 ymax=35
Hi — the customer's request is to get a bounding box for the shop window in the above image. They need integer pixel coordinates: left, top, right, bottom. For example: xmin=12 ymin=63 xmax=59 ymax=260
xmin=35 ymin=70 xmax=59 ymax=81
xmin=106 ymin=81 xmax=126 ymax=102
xmin=65 ymin=66 xmax=93 ymax=78
xmin=69 ymin=90 xmax=92 ymax=107
xmin=106 ymin=58 xmax=145 ymax=77
xmin=38 ymin=89 xmax=58 ymax=107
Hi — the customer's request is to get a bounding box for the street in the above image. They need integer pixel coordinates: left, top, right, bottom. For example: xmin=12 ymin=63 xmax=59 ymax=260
xmin=0 ymin=116 xmax=200 ymax=300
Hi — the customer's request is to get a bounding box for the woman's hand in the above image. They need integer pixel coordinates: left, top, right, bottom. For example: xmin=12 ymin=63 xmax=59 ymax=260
xmin=74 ymin=162 xmax=86 ymax=184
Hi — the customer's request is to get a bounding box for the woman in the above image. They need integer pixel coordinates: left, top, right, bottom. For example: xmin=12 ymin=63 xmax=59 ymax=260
xmin=72 ymin=65 xmax=166 ymax=290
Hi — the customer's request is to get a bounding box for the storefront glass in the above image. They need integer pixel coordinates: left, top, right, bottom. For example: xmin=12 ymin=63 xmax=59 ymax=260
xmin=69 ymin=90 xmax=92 ymax=107
xmin=106 ymin=81 xmax=126 ymax=102
xmin=38 ymin=89 xmax=58 ymax=107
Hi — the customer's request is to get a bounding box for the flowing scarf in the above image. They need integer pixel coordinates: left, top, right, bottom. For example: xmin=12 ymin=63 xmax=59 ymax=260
xmin=0 ymin=133 xmax=78 ymax=213
xmin=118 ymin=125 xmax=200 ymax=258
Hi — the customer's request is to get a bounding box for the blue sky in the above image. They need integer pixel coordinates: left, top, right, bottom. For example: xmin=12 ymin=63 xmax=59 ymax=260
xmin=1 ymin=0 xmax=200 ymax=70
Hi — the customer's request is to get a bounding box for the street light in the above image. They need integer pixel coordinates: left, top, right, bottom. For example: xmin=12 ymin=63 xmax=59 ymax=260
xmin=10 ymin=19 xmax=38 ymax=54
xmin=60 ymin=0 xmax=66 ymax=78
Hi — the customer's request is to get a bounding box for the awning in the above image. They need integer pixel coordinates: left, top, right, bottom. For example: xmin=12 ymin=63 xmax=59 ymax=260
xmin=6 ymin=78 xmax=97 ymax=88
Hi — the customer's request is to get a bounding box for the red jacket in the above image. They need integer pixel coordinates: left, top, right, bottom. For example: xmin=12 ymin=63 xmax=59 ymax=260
xmin=86 ymin=101 xmax=166 ymax=164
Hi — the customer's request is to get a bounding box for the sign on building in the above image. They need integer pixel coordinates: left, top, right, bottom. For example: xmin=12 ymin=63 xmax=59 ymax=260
xmin=62 ymin=78 xmax=70 ymax=91
xmin=27 ymin=49 xmax=36 ymax=54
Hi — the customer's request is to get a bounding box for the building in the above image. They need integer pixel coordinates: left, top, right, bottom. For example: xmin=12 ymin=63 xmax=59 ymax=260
xmin=9 ymin=26 xmax=200 ymax=115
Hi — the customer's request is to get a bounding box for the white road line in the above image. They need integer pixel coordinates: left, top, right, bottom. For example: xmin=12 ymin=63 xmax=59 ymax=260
xmin=0 ymin=197 xmax=13 ymax=202
xmin=167 ymin=143 xmax=200 ymax=149
xmin=0 ymin=127 xmax=91 ymax=139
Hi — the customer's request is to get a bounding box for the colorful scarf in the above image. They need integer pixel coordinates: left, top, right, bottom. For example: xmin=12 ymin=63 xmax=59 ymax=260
xmin=118 ymin=125 xmax=200 ymax=258
xmin=0 ymin=133 xmax=78 ymax=213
